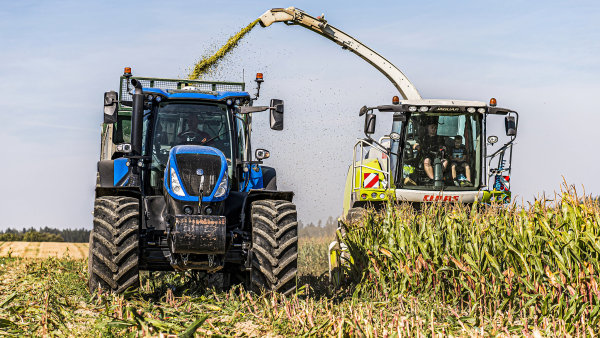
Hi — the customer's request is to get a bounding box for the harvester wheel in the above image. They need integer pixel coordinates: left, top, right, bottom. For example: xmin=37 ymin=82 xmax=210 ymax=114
xmin=88 ymin=196 xmax=140 ymax=294
xmin=250 ymin=199 xmax=298 ymax=295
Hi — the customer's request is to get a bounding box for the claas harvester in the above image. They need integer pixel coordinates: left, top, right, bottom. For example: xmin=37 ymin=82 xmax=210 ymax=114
xmin=89 ymin=68 xmax=298 ymax=295
xmin=257 ymin=7 xmax=519 ymax=285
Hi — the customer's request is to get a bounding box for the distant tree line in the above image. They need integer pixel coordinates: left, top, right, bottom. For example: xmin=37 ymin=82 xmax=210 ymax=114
xmin=298 ymin=216 xmax=337 ymax=238
xmin=0 ymin=227 xmax=90 ymax=243
xmin=0 ymin=217 xmax=337 ymax=243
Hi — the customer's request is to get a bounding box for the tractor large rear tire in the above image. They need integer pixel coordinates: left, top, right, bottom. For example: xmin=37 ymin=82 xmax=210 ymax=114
xmin=250 ymin=200 xmax=298 ymax=295
xmin=88 ymin=196 xmax=140 ymax=294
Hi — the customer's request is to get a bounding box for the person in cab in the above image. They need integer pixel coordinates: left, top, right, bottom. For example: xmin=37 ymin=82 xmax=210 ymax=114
xmin=413 ymin=120 xmax=448 ymax=181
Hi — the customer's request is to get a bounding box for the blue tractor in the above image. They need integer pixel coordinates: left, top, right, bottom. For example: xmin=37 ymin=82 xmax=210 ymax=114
xmin=89 ymin=68 xmax=298 ymax=295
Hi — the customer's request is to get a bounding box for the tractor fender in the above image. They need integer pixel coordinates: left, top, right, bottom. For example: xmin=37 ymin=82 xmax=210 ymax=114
xmin=239 ymin=189 xmax=294 ymax=230
xmin=261 ymin=166 xmax=277 ymax=190
xmin=95 ymin=186 xmax=141 ymax=199
xmin=97 ymin=159 xmax=131 ymax=187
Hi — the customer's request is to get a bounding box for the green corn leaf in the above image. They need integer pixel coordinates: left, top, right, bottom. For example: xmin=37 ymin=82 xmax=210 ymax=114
xmin=502 ymin=238 xmax=530 ymax=275
xmin=0 ymin=293 xmax=17 ymax=308
xmin=462 ymin=253 xmax=481 ymax=276
xmin=0 ymin=318 xmax=17 ymax=328
xmin=100 ymin=319 xmax=136 ymax=329
xmin=179 ymin=315 xmax=208 ymax=338
xmin=484 ymin=251 xmax=503 ymax=277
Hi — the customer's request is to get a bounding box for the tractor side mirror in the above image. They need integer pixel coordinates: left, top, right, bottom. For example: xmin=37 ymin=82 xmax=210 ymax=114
xmin=270 ymin=99 xmax=284 ymax=130
xmin=505 ymin=116 xmax=517 ymax=136
xmin=103 ymin=91 xmax=118 ymax=124
xmin=364 ymin=112 xmax=376 ymax=135
xmin=255 ymin=148 xmax=270 ymax=160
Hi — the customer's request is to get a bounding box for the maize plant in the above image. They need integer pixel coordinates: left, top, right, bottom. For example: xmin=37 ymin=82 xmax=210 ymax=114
xmin=342 ymin=186 xmax=600 ymax=330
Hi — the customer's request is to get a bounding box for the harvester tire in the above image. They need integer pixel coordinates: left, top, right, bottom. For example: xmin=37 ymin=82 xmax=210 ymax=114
xmin=88 ymin=196 xmax=140 ymax=294
xmin=250 ymin=199 xmax=298 ymax=295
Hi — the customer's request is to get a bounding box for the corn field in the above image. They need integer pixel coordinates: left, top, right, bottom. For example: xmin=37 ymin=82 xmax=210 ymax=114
xmin=1 ymin=186 xmax=599 ymax=336
xmin=343 ymin=185 xmax=600 ymax=334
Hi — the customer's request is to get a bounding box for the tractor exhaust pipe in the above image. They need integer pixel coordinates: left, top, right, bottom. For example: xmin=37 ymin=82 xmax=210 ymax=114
xmin=130 ymin=79 xmax=144 ymax=156
xmin=127 ymin=79 xmax=144 ymax=187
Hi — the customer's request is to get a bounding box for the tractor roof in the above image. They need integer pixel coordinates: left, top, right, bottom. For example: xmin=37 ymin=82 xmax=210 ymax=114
xmin=143 ymin=87 xmax=250 ymax=101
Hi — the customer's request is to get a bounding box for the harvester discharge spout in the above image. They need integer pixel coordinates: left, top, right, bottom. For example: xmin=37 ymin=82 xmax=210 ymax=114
xmin=258 ymin=7 xmax=422 ymax=100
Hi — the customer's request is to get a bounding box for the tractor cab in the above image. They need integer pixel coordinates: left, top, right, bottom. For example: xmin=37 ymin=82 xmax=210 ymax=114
xmin=343 ymin=97 xmax=518 ymax=215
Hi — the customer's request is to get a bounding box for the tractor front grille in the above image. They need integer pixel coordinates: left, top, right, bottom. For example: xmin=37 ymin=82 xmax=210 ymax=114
xmin=176 ymin=153 xmax=222 ymax=196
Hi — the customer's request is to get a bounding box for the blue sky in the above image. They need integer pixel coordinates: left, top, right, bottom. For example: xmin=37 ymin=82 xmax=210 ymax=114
xmin=0 ymin=1 xmax=598 ymax=228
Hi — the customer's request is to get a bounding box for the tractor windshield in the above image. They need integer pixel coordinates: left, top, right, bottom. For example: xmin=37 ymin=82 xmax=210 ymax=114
xmin=398 ymin=112 xmax=481 ymax=190
xmin=147 ymin=102 xmax=233 ymax=191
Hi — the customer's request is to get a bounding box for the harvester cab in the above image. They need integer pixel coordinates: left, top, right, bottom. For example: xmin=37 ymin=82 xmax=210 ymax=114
xmin=90 ymin=68 xmax=298 ymax=295
xmin=344 ymin=97 xmax=519 ymax=216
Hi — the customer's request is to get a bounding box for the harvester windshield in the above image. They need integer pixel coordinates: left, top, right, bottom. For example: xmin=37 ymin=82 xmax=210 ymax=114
xmin=394 ymin=112 xmax=481 ymax=190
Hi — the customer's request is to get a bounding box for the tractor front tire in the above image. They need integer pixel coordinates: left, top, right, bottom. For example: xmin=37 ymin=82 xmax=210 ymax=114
xmin=88 ymin=196 xmax=140 ymax=294
xmin=250 ymin=200 xmax=298 ymax=295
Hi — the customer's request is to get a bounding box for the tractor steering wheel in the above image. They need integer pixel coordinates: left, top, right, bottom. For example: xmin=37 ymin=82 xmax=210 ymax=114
xmin=178 ymin=130 xmax=211 ymax=145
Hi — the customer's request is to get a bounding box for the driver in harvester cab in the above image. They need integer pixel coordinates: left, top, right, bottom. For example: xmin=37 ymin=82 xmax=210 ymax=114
xmin=413 ymin=120 xmax=448 ymax=181
xmin=450 ymin=135 xmax=473 ymax=187
xmin=177 ymin=114 xmax=211 ymax=144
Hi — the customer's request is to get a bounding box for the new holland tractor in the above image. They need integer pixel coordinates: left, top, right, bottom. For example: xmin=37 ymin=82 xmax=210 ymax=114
xmin=89 ymin=68 xmax=298 ymax=295
xmin=258 ymin=7 xmax=519 ymax=285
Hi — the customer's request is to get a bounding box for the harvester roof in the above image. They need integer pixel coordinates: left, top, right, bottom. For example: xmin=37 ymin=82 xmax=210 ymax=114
xmin=400 ymin=99 xmax=487 ymax=107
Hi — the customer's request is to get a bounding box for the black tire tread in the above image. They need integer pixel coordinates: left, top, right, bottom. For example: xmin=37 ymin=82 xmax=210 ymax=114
xmin=88 ymin=196 xmax=140 ymax=294
xmin=250 ymin=199 xmax=298 ymax=295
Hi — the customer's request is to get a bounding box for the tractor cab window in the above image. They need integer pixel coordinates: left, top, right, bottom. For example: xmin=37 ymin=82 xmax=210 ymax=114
xmin=148 ymin=102 xmax=233 ymax=192
xmin=235 ymin=113 xmax=248 ymax=162
xmin=400 ymin=112 xmax=481 ymax=190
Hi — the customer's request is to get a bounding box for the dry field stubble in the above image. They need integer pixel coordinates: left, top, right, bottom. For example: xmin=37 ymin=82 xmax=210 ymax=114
xmin=0 ymin=241 xmax=88 ymax=259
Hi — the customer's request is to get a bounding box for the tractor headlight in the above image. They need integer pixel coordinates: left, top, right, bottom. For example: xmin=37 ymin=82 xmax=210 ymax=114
xmin=214 ymin=175 xmax=229 ymax=198
xmin=170 ymin=167 xmax=185 ymax=196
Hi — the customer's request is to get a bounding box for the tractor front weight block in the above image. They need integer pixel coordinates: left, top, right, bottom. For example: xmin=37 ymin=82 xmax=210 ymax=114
xmin=168 ymin=215 xmax=226 ymax=254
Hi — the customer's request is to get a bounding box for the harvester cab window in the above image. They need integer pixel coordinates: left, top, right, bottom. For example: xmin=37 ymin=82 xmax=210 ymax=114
xmin=400 ymin=112 xmax=481 ymax=190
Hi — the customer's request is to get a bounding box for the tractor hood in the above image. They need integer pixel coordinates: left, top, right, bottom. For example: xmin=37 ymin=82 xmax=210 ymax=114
xmin=164 ymin=145 xmax=229 ymax=202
